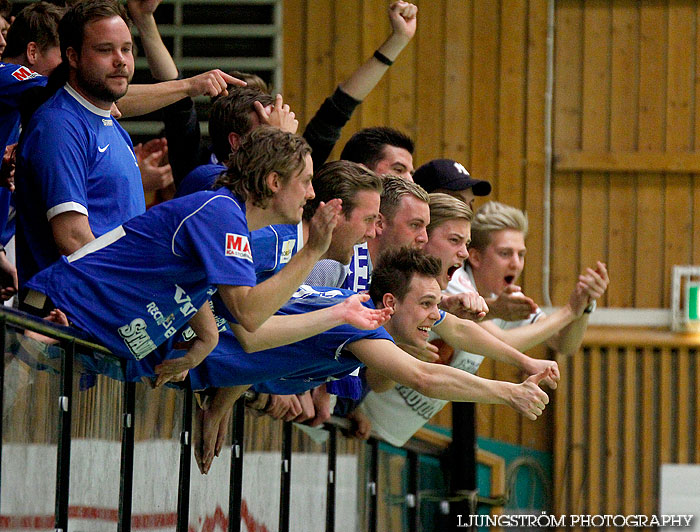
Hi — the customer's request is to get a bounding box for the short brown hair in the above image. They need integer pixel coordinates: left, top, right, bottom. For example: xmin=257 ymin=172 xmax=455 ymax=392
xmin=209 ymin=86 xmax=274 ymax=163
xmin=370 ymin=247 xmax=442 ymax=305
xmin=214 ymin=126 xmax=311 ymax=207
xmin=3 ymin=2 xmax=64 ymax=59
xmin=302 ymin=160 xmax=383 ymax=221
xmin=426 ymin=193 xmax=473 ymax=235
xmin=379 ymin=175 xmax=430 ymax=221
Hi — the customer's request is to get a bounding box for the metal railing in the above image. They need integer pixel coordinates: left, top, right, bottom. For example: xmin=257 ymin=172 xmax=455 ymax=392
xmin=0 ymin=306 xmax=500 ymax=532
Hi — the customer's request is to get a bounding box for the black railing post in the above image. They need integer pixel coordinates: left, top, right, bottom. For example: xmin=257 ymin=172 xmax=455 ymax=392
xmin=278 ymin=421 xmax=293 ymax=532
xmin=325 ymin=425 xmax=337 ymax=532
xmin=118 ymin=379 xmax=136 ymax=532
xmin=406 ymin=450 xmax=419 ymax=532
xmin=55 ymin=340 xmax=75 ymax=532
xmin=228 ymin=398 xmax=245 ymax=532
xmin=367 ymin=438 xmax=379 ymax=532
xmin=176 ymin=390 xmax=193 ymax=532
xmin=449 ymin=402 xmax=477 ymax=531
xmin=0 ymin=317 xmax=6 ymax=513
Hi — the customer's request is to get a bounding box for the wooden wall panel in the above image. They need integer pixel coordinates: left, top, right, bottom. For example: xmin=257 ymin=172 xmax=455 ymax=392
xmin=282 ymin=0 xmax=700 ymax=453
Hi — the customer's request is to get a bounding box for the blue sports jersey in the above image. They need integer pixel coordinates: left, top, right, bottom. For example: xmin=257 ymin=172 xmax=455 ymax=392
xmin=342 ymin=242 xmax=372 ymax=292
xmin=176 ymin=162 xmax=302 ymax=283
xmin=15 ymin=84 xmax=145 ymax=286
xmin=26 ymin=189 xmax=256 ymax=360
xmin=0 ymin=63 xmax=47 ymax=152
xmin=0 ymin=64 xmax=47 ymax=243
xmin=184 ymin=285 xmax=394 ymax=391
xmin=175 ymin=162 xmax=224 ymax=198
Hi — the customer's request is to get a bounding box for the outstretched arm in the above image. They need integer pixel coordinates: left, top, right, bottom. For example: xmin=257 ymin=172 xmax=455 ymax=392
xmin=350 ymin=339 xmax=552 ymax=420
xmin=433 ymin=313 xmax=559 ymax=387
xmin=230 ymin=293 xmax=392 ymax=352
xmin=118 ymin=71 xmax=245 ymax=117
xmin=217 ymin=200 xmax=342 ymax=332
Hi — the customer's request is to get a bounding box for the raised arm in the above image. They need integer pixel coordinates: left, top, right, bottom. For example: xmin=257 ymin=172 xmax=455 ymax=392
xmin=547 ymin=261 xmax=609 ymax=355
xmin=350 ymin=338 xmax=551 ymax=420
xmin=339 ymin=1 xmax=417 ymax=100
xmin=127 ymin=0 xmax=178 ymax=81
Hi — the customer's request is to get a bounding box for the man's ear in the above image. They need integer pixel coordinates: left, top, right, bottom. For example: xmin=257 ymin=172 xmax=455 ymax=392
xmin=25 ymin=42 xmax=38 ymax=66
xmin=467 ymin=247 xmax=481 ymax=269
xmin=266 ymin=171 xmax=281 ymax=193
xmin=381 ymin=292 xmax=397 ymax=312
xmin=228 ymin=132 xmax=242 ymax=152
xmin=375 ymin=212 xmax=385 ymax=232
xmin=66 ymin=46 xmax=79 ymax=69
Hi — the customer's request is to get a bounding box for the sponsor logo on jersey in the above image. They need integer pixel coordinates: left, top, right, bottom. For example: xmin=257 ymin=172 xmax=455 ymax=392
xmin=225 ymin=233 xmax=253 ymax=261
xmin=146 ymin=301 xmax=178 ymax=338
xmin=396 ymin=385 xmax=443 ymax=420
xmin=11 ymin=66 xmax=40 ymax=82
xmin=118 ymin=318 xmax=157 ymax=359
xmin=174 ymin=285 xmax=198 ymax=318
xmin=292 ymin=285 xmax=344 ymax=300
xmin=98 ymin=144 xmax=110 ymax=153
xmin=101 ymin=118 xmax=113 ymax=126
xmin=280 ymin=239 xmax=296 ymax=264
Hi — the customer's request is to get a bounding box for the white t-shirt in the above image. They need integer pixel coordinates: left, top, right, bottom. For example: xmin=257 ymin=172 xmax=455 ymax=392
xmin=359 ymin=264 xmax=543 ymax=447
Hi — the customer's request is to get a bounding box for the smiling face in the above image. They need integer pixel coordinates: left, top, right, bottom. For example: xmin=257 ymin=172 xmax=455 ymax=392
xmin=326 ymin=190 xmax=380 ymax=263
xmin=383 ymin=274 xmax=442 ymax=348
xmin=468 ymin=228 xmax=526 ymax=295
xmin=270 ymin=153 xmax=315 ymax=224
xmin=423 ymin=218 xmax=471 ymax=290
xmin=68 ymin=16 xmax=134 ymax=109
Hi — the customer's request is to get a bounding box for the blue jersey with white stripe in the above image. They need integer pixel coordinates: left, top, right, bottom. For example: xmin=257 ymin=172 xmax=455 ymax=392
xmin=26 ymin=190 xmax=256 ymax=360
xmin=15 ymin=84 xmax=144 ymax=285
xmin=185 ymin=285 xmax=394 ymax=391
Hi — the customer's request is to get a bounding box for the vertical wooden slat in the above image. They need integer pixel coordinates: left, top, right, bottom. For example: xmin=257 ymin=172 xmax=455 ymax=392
xmin=587 ymin=347 xmax=603 ymax=515
xmin=663 ymin=1 xmax=694 ymax=305
xmin=641 ymin=346 xmax=656 ymax=516
xmin=282 ymin=0 xmax=306 ymax=123
xmin=677 ymin=349 xmax=691 ymax=462
xmin=579 ymin=0 xmax=610 ymax=301
xmin=522 ymin=0 xmax=548 ymax=303
xmin=623 ymin=347 xmax=637 ymax=515
xmin=605 ymin=349 xmax=620 ymax=524
xmin=469 ymin=0 xmax=500 ymax=196
xmin=497 ymin=0 xmax=527 ymax=207
xmin=570 ymin=348 xmax=586 ymax=516
xmin=387 ymin=4 xmax=417 ymax=138
xmin=414 ymin=0 xmax=446 ymax=165
xmin=304 ymin=0 xmax=334 ymax=134
xmin=359 ymin=0 xmax=390 ymax=129
xmin=659 ymin=347 xmax=673 ymax=464
xmin=552 ymin=0 xmax=583 ymax=305
xmin=330 ymin=0 xmax=363 ymax=161
xmin=607 ymin=1 xmax=639 ymax=308
xmin=553 ymin=354 xmax=570 ymax=517
xmin=494 ymin=0 xmax=528 ymax=446
xmin=635 ymin=0 xmax=667 ymax=308
xmin=441 ymin=0 xmax=471 ymax=165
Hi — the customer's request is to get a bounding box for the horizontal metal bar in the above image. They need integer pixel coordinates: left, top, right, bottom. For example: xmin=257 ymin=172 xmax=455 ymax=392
xmin=141 ymin=25 xmax=279 ymax=37
xmin=0 ymin=307 xmax=112 ymax=355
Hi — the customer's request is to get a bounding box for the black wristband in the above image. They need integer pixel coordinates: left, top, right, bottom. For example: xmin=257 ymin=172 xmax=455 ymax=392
xmin=373 ymin=50 xmax=394 ymax=66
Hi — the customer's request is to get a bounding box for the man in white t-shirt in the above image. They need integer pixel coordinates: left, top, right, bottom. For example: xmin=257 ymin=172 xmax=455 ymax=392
xmin=360 ymin=199 xmax=609 ymax=446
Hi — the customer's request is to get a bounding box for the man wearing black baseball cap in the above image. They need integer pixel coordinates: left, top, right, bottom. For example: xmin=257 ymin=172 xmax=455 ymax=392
xmin=413 ymin=158 xmax=491 ymax=209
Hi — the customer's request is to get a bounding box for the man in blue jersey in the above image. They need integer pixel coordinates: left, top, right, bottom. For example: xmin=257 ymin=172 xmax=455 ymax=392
xmin=193 ymin=247 xmax=555 ymax=474
xmin=25 ymin=126 xmax=367 ymax=385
